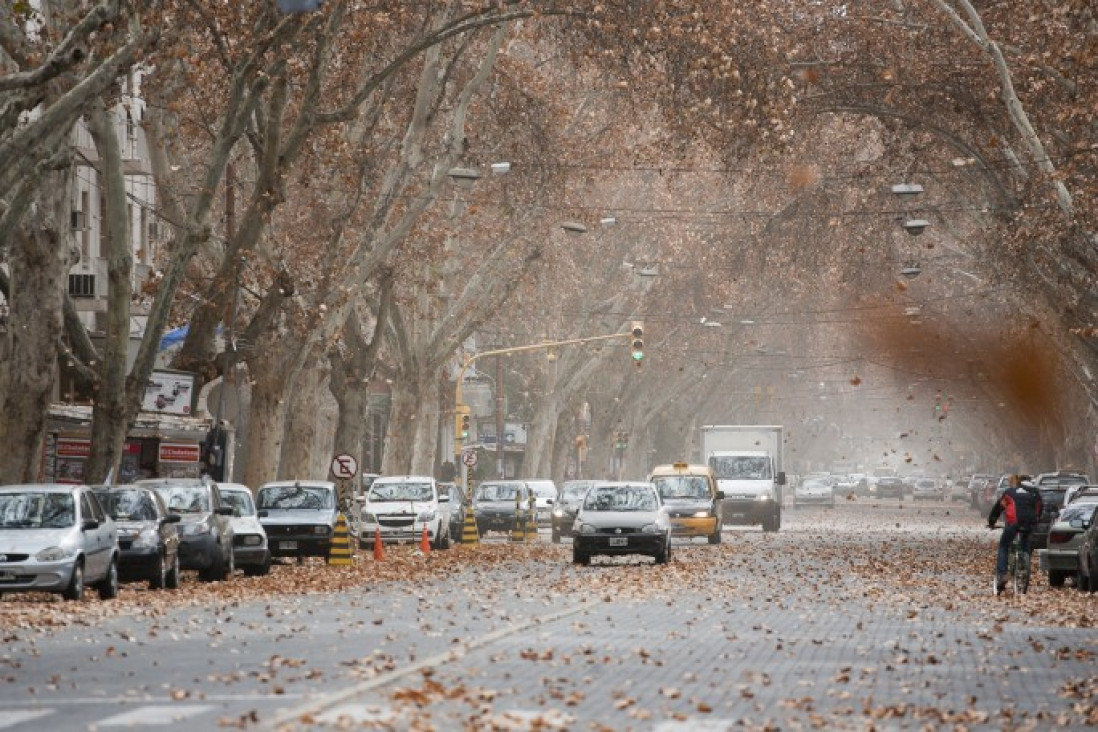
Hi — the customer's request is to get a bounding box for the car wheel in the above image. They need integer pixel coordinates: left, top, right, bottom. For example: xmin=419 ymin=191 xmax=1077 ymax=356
xmin=165 ymin=552 xmax=181 ymax=589
xmin=707 ymin=528 xmax=721 ymax=545
xmin=97 ymin=558 xmax=119 ymax=600
xmin=62 ymin=561 xmax=85 ymax=601
xmin=1083 ymin=559 xmax=1097 ymax=593
xmin=572 ymin=548 xmax=589 ymax=565
xmin=1048 ymin=569 xmax=1067 ymax=588
xmin=200 ymin=546 xmax=227 ymax=582
xmin=149 ymin=552 xmax=167 ymax=590
xmin=551 ymin=528 xmax=561 ymax=544
xmin=435 ymin=526 xmax=452 ymax=550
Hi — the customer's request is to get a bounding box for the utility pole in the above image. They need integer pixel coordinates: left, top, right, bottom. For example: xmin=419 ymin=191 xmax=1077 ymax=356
xmin=495 ymin=353 xmax=505 ymax=478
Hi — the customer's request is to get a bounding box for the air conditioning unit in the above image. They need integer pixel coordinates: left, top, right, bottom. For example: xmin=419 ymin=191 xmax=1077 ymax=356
xmin=71 ymin=210 xmax=86 ymax=230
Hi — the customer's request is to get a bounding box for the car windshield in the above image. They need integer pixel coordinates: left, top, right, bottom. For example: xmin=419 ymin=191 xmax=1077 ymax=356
xmin=584 ymin=485 xmax=658 ymax=512
xmin=0 ymin=492 xmax=76 ymax=528
xmin=709 ymin=456 xmax=771 ymax=480
xmin=475 ymin=483 xmax=523 ymax=502
xmin=221 ymin=491 xmax=256 ymax=516
xmin=368 ymin=482 xmax=434 ymax=502
xmin=528 ymin=483 xmax=556 ymax=499
xmin=800 ymin=480 xmax=828 ymax=490
xmin=257 ymin=484 xmax=333 ymax=510
xmin=653 ymin=476 xmax=709 ymax=499
xmin=561 ymin=482 xmax=594 ymax=501
xmin=1040 ymin=488 xmax=1068 ymax=511
xmin=99 ymin=490 xmax=158 ymax=521
xmin=154 ymin=484 xmax=210 ymax=513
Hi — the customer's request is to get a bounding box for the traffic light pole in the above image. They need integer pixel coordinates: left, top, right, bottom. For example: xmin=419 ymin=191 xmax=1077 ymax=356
xmin=453 ymin=331 xmax=636 ymax=459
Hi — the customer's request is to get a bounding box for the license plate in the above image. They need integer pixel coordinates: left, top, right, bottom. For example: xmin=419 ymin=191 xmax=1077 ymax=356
xmin=279 ymin=541 xmax=298 ymax=550
xmin=608 ymin=537 xmax=628 ymax=547
xmin=730 ymin=513 xmax=746 ymax=518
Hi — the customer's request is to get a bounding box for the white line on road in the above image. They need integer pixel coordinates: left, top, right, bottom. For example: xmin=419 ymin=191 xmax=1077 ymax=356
xmin=96 ymin=705 xmax=214 ymax=726
xmin=0 ymin=710 xmax=53 ymax=729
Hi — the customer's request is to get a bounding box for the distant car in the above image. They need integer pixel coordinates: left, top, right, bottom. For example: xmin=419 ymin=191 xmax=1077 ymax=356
xmin=526 ymin=480 xmax=557 ymax=525
xmin=1074 ymin=504 xmax=1098 ymax=592
xmin=875 ymin=476 xmax=904 ymax=500
xmin=1040 ymin=499 xmax=1098 ymax=588
xmin=794 ymin=478 xmax=835 ymax=508
xmin=911 ymin=478 xmax=941 ymax=502
xmin=472 ymin=480 xmax=530 ymax=535
xmin=1065 ymin=483 xmax=1098 ymax=506
xmin=571 ymin=481 xmax=672 ymax=566
xmin=256 ymin=480 xmax=339 ymax=561
xmin=357 ymin=476 xmax=451 ymax=549
xmin=93 ymin=484 xmax=181 ymax=589
xmin=219 ymin=483 xmax=270 ymax=576
xmin=139 ymin=478 xmax=235 ymax=582
xmin=648 ymin=463 xmax=724 ymax=544
xmin=551 ymin=480 xmax=597 ymax=543
xmin=0 ymin=484 xmax=119 ymax=601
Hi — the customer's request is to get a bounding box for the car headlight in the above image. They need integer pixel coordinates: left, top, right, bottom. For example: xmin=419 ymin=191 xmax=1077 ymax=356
xmin=314 ymin=525 xmax=331 ymax=536
xmin=551 ymin=507 xmax=564 ymax=518
xmin=417 ymin=509 xmax=437 ymax=522
xmin=755 ymin=494 xmax=773 ymax=502
xmin=692 ymin=511 xmax=711 ymax=518
xmin=362 ymin=512 xmax=378 ymax=523
xmin=640 ymin=523 xmax=659 ymax=534
xmin=241 ymin=534 xmax=263 ymax=546
xmin=132 ymin=527 xmax=160 ymax=549
xmin=36 ymin=545 xmax=75 ymax=562
xmin=577 ymin=522 xmax=596 ymax=535
xmin=181 ymin=522 xmax=211 ymax=536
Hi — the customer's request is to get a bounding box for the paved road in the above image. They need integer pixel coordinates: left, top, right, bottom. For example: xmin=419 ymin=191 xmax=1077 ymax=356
xmin=1 ymin=500 xmax=1094 ymax=730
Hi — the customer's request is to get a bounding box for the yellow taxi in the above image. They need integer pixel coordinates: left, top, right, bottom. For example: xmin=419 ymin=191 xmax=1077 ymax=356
xmin=647 ymin=462 xmax=724 ymax=544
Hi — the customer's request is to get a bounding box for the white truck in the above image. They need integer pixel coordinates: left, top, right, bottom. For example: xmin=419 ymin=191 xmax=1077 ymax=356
xmin=700 ymin=425 xmax=785 ymax=532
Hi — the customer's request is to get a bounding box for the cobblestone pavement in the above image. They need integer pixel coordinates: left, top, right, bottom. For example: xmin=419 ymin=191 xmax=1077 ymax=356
xmin=1 ymin=500 xmax=1095 ymax=731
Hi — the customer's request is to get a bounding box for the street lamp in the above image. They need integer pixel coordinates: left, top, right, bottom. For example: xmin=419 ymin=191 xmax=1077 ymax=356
xmin=561 ymin=221 xmax=587 ymax=235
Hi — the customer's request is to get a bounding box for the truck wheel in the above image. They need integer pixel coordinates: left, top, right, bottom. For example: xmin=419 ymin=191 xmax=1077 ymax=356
xmin=762 ymin=510 xmax=780 ymax=532
xmin=1048 ymin=569 xmax=1067 ymax=588
xmin=707 ymin=528 xmax=721 ymax=545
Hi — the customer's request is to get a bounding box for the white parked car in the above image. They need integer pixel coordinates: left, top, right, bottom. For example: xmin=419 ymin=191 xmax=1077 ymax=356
xmin=794 ymin=478 xmax=835 ymax=508
xmin=0 ymin=484 xmax=120 ymax=601
xmin=525 ymin=479 xmax=557 ymax=525
xmin=358 ymin=476 xmax=451 ymax=550
xmin=219 ymin=483 xmax=271 ymax=576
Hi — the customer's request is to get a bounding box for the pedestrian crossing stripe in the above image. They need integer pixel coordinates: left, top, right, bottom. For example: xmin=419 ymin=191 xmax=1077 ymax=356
xmin=0 ymin=710 xmax=52 ymax=730
xmin=96 ymin=704 xmax=214 ymax=726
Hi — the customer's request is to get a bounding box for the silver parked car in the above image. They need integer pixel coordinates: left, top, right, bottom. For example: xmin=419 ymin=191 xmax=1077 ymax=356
xmin=0 ymin=484 xmax=120 ymax=601
xmin=219 ymin=483 xmax=271 ymax=576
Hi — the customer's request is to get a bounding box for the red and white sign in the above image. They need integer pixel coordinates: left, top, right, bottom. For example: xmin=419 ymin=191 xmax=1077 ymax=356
xmin=57 ymin=438 xmax=91 ymax=458
xmin=461 ymin=450 xmax=478 ymax=467
xmin=331 ymin=453 xmax=358 ymax=480
xmin=159 ymin=443 xmax=200 ymax=463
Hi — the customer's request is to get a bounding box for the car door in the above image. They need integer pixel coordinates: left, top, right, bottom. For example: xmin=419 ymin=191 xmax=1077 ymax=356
xmin=80 ymin=489 xmax=112 ymax=581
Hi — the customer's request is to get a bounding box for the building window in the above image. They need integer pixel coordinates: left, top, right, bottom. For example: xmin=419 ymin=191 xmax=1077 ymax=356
xmin=68 ymin=274 xmax=96 ymax=298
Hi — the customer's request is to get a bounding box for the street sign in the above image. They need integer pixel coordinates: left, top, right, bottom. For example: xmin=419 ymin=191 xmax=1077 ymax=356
xmin=331 ymin=453 xmax=358 ymax=480
xmin=461 ymin=450 xmax=478 ymax=467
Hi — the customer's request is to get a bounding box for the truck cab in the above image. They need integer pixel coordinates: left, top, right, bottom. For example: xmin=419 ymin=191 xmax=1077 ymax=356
xmin=708 ymin=450 xmax=784 ymax=532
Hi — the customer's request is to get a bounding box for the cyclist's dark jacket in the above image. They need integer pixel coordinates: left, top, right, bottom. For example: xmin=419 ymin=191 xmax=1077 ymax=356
xmin=988 ymin=485 xmax=1042 ymax=528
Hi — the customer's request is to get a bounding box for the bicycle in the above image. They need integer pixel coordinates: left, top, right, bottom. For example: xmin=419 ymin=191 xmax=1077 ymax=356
xmin=990 ymin=524 xmax=1032 ymax=596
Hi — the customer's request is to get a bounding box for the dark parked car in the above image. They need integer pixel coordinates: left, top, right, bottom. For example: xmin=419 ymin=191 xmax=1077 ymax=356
xmin=256 ymin=480 xmax=339 ymax=561
xmin=139 ymin=478 xmax=235 ymax=582
xmin=875 ymin=476 xmax=904 ymax=500
xmin=571 ymin=481 xmax=672 ymax=566
xmin=552 ymin=480 xmax=598 ymax=543
xmin=0 ymin=484 xmax=119 ymax=601
xmin=1074 ymin=504 xmax=1098 ymax=592
xmin=93 ymin=484 xmax=181 ymax=589
xmin=472 ymin=481 xmax=531 ymax=535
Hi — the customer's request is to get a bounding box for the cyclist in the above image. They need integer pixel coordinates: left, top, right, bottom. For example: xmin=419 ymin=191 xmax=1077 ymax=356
xmin=987 ymin=474 xmax=1042 ymax=595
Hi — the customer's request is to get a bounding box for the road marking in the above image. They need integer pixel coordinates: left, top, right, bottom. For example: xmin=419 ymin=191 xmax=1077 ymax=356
xmin=96 ymin=705 xmax=215 ymax=726
xmin=315 ymin=703 xmax=402 ymax=724
xmin=259 ymin=603 xmax=588 ymax=730
xmin=0 ymin=710 xmax=53 ymax=729
xmin=655 ymin=720 xmax=735 ymax=731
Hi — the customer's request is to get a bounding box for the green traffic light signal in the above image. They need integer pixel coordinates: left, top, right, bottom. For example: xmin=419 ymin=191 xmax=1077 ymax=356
xmin=630 ymin=321 xmax=644 ymax=364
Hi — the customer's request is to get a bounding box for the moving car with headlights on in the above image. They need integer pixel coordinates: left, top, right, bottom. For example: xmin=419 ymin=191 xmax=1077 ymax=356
xmin=0 ymin=484 xmax=119 ymax=601
xmin=219 ymin=483 xmax=270 ymax=576
xmin=256 ymin=480 xmax=339 ymax=561
xmin=93 ymin=484 xmax=181 ymax=589
xmin=648 ymin=463 xmax=724 ymax=544
xmin=139 ymin=478 xmax=235 ymax=582
xmin=551 ymin=480 xmax=597 ymax=543
xmin=911 ymin=477 xmax=942 ymax=502
xmin=572 ymin=481 xmax=672 ymax=566
xmin=357 ymin=476 xmax=451 ymax=549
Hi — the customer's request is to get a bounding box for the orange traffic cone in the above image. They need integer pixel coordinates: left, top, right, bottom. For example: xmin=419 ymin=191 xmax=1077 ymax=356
xmin=373 ymin=526 xmax=384 ymax=561
xmin=420 ymin=524 xmax=431 ymax=554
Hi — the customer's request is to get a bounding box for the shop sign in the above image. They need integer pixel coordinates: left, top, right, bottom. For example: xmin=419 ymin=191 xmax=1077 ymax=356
xmin=159 ymin=443 xmax=200 ymax=463
xmin=57 ymin=438 xmax=91 ymax=458
xmin=142 ymin=369 xmax=196 ymax=416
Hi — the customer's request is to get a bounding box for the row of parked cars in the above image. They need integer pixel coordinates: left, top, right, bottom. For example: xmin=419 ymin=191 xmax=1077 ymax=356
xmin=0 ymin=477 xmax=355 ymax=602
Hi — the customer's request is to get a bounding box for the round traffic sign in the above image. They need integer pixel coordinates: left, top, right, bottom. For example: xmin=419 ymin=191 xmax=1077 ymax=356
xmin=331 ymin=453 xmax=358 ymax=479
xmin=461 ymin=450 xmax=478 ymax=467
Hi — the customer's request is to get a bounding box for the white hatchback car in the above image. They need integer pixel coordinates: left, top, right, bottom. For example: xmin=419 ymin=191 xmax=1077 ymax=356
xmin=358 ymin=476 xmax=451 ymax=550
xmin=525 ymin=480 xmax=557 ymax=525
xmin=0 ymin=484 xmax=120 ymax=601
xmin=219 ymin=483 xmax=270 ymax=576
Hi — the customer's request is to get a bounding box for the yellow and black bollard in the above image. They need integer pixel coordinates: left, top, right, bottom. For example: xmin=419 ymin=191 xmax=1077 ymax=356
xmin=327 ymin=513 xmax=354 ymax=566
xmin=524 ymin=493 xmax=538 ymax=542
xmin=510 ymin=489 xmax=525 ymax=543
xmin=460 ymin=473 xmax=480 ymax=545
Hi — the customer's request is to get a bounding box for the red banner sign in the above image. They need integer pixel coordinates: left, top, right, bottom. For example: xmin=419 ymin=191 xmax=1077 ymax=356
xmin=159 ymin=443 xmax=200 ymax=463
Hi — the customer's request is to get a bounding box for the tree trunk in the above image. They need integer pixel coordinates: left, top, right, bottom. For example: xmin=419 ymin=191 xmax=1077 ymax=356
xmin=279 ymin=350 xmax=331 ymax=480
xmin=329 ymin=368 xmax=373 ymax=479
xmin=381 ymin=378 xmax=419 ymax=475
xmin=84 ymin=100 xmax=133 ymax=484
xmin=242 ymin=374 xmax=289 ymax=489
xmin=522 ymin=371 xmax=565 ymax=479
xmin=409 ymin=372 xmax=440 ymax=476
xmin=0 ymin=168 xmax=71 ymax=483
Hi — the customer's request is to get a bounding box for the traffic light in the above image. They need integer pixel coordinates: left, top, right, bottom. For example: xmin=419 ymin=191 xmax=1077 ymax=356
xmin=456 ymin=405 xmax=471 ymax=441
xmin=630 ymin=321 xmax=644 ymax=368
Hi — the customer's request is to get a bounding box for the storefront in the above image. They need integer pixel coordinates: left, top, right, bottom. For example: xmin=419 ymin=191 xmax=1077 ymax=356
xmin=42 ymin=404 xmax=212 ymax=483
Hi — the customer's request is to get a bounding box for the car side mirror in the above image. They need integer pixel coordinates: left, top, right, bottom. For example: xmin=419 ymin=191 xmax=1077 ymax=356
xmin=715 ymin=491 xmax=725 ymax=500
xmin=258 ymin=509 xmax=268 ymax=518
xmin=777 ymin=472 xmax=787 ymax=486
xmin=81 ymin=519 xmax=100 ymax=531
xmin=546 ymin=498 xmax=553 ymax=505
xmin=216 ymin=506 xmax=234 ymax=516
xmin=163 ymin=514 xmax=182 ymax=524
